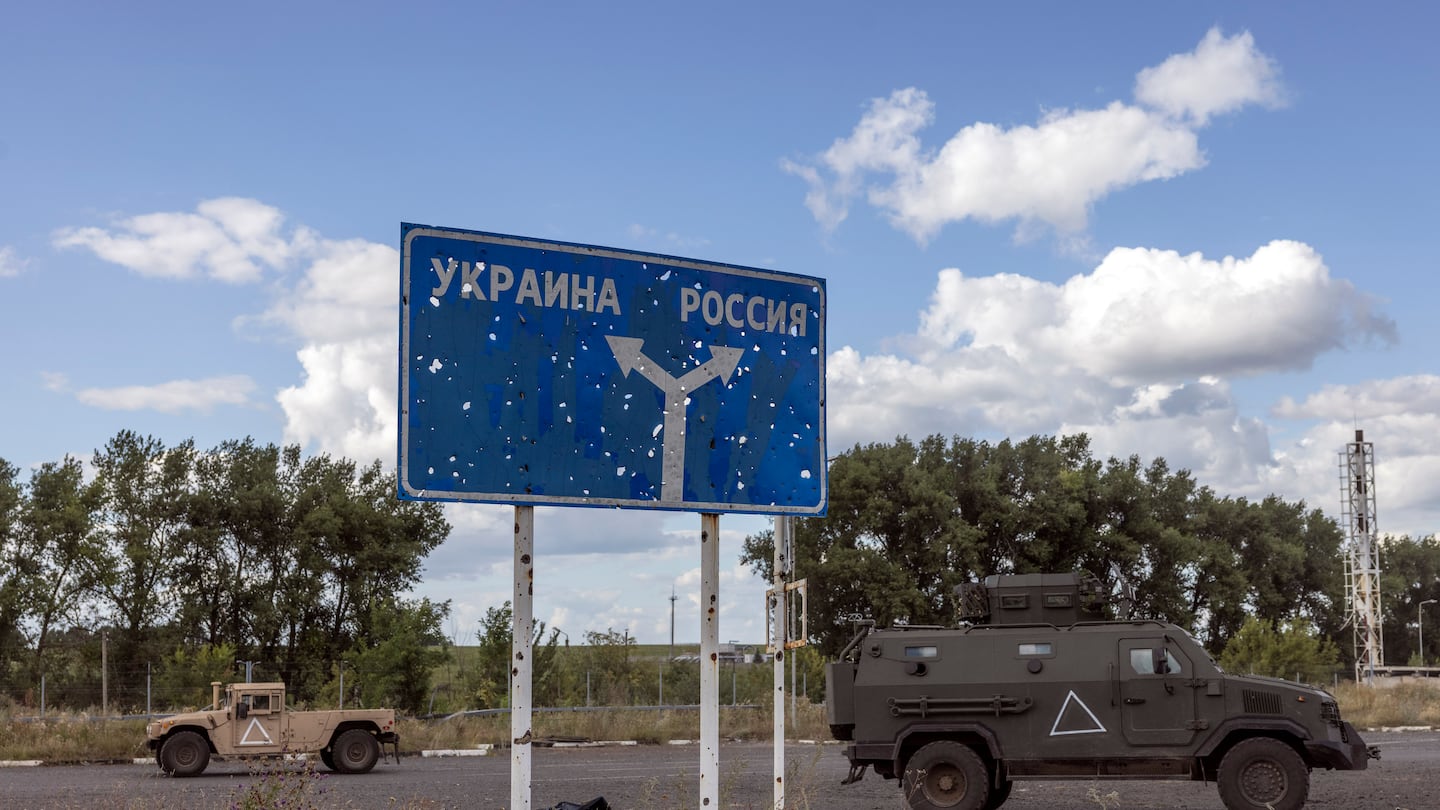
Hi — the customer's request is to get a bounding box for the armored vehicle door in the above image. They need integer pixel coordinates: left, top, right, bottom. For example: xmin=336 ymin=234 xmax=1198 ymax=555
xmin=233 ymin=689 xmax=285 ymax=753
xmin=1117 ymin=636 xmax=1196 ymax=746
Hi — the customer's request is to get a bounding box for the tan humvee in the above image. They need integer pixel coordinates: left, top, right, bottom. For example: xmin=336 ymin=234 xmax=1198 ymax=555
xmin=145 ymin=681 xmax=399 ymax=777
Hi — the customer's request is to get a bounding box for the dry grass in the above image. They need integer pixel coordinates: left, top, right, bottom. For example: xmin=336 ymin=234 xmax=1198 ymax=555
xmin=397 ymin=699 xmax=830 ymax=750
xmin=1332 ymin=680 xmax=1440 ymax=728
xmin=0 ymin=714 xmax=149 ymax=762
xmin=7 ymin=684 xmax=1433 ymax=764
xmin=0 ymin=701 xmax=830 ymax=762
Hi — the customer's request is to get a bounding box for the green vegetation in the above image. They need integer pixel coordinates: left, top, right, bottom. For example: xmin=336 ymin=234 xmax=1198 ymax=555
xmin=0 ymin=432 xmax=451 ymax=714
xmin=742 ymin=434 xmax=1440 ymax=672
xmin=1218 ymin=616 xmax=1343 ymax=682
xmin=0 ymin=700 xmax=832 ymax=762
xmin=7 ymin=428 xmax=1440 ymax=737
xmin=426 ymin=636 xmax=829 ymax=717
xmin=4 ymin=682 xmax=1440 ymax=765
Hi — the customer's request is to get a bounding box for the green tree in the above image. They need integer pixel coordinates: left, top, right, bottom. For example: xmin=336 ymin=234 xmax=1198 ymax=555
xmin=1218 ymin=616 xmax=1341 ymax=683
xmin=745 ymin=433 xmax=1349 ymax=659
xmin=92 ymin=431 xmax=198 ymax=700
xmin=20 ymin=457 xmax=105 ymax=684
xmin=0 ymin=458 xmax=27 ymax=680
xmin=582 ymin=628 xmax=638 ymax=705
xmin=1378 ymin=534 xmax=1440 ymax=667
xmin=467 ymin=601 xmax=560 ymax=709
xmin=154 ymin=642 xmax=237 ymax=709
xmin=347 ymin=597 xmax=450 ymax=713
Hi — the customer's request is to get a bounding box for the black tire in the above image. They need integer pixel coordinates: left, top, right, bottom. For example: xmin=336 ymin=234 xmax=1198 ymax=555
xmin=319 ymin=748 xmax=337 ymax=771
xmin=1216 ymin=737 xmax=1309 ymax=810
xmin=984 ymin=779 xmax=1013 ymax=810
xmin=160 ymin=730 xmax=210 ymax=777
xmin=331 ymin=729 xmax=380 ymax=774
xmin=902 ymin=740 xmax=990 ymax=810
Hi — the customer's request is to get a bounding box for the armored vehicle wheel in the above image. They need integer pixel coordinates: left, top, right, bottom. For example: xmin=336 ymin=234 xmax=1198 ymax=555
xmin=332 ymin=729 xmax=380 ymax=774
xmin=903 ymin=741 xmax=990 ymax=810
xmin=1216 ymin=737 xmax=1309 ymax=810
xmin=983 ymin=779 xmax=1012 ymax=809
xmin=160 ymin=730 xmax=210 ymax=777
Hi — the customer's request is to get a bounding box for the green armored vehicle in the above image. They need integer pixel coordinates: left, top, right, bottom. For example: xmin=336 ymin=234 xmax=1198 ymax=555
xmin=826 ymin=573 xmax=1377 ymax=810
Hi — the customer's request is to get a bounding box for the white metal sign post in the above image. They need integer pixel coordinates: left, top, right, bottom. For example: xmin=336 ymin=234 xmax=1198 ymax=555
xmin=399 ymin=225 xmax=826 ymax=810
xmin=772 ymin=515 xmax=790 ymax=809
xmin=512 ymin=506 xmax=535 ymax=810
xmin=700 ymin=513 xmax=721 ymax=806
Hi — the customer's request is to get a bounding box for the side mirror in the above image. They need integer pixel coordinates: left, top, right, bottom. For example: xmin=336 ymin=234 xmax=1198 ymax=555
xmin=237 ymin=702 xmax=249 ymax=719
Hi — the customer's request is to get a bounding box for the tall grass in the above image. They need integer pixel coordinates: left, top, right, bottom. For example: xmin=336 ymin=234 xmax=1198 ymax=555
xmin=1331 ymin=681 xmax=1440 ymax=728
xmin=397 ymin=699 xmax=830 ymax=749
xmin=0 ymin=701 xmax=830 ymax=762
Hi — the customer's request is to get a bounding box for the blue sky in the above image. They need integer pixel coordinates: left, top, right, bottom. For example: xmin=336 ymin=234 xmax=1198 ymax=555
xmin=3 ymin=2 xmax=1438 ymax=645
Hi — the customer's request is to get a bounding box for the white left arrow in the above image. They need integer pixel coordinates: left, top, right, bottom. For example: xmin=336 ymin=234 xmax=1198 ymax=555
xmin=605 ymin=335 xmax=743 ymax=502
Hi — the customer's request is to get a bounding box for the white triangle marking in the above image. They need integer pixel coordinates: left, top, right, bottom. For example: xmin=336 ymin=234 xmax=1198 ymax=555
xmin=1050 ymin=690 xmax=1107 ymax=736
xmin=239 ymin=717 xmax=274 ymax=746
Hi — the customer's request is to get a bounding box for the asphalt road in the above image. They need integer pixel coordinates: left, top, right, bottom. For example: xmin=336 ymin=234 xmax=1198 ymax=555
xmin=1 ymin=731 xmax=1435 ymax=809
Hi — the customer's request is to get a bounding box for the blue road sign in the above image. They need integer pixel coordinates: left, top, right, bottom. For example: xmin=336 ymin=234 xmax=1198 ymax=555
xmin=399 ymin=224 xmax=826 ymax=515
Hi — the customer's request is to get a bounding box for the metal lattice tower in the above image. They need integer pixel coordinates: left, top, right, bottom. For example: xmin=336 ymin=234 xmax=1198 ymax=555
xmin=1340 ymin=429 xmax=1383 ymax=683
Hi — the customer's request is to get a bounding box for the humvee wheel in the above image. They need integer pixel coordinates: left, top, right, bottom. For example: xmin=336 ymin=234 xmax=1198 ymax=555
xmin=903 ymin=741 xmax=990 ymax=810
xmin=332 ymin=729 xmax=380 ymax=774
xmin=160 ymin=730 xmax=210 ymax=777
xmin=320 ymin=747 xmax=337 ymax=771
xmin=983 ymin=778 xmax=1012 ymax=809
xmin=1216 ymin=737 xmax=1309 ymax=810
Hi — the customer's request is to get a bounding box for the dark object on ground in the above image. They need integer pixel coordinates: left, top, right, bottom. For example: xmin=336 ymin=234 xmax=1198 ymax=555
xmin=546 ymin=798 xmax=609 ymax=810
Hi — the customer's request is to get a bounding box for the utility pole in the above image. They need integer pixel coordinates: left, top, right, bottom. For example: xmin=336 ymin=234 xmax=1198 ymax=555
xmin=670 ymin=588 xmax=678 ymax=664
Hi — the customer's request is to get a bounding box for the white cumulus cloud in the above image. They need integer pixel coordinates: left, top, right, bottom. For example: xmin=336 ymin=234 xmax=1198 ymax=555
xmin=53 ymin=198 xmax=311 ymax=283
xmin=55 ymin=198 xmax=397 ymax=464
xmin=73 ymin=375 xmax=256 ymax=414
xmin=1135 ymin=28 xmax=1284 ymax=124
xmin=787 ymin=28 xmax=1281 ymax=242
xmin=828 ymin=240 xmax=1396 ymax=508
xmin=918 ymin=240 xmax=1396 ymax=383
xmin=0 ymin=246 xmax=28 ymax=277
xmin=1262 ymin=378 xmax=1440 ymax=536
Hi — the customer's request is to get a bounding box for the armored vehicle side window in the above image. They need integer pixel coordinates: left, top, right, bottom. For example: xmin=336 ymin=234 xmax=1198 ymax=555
xmin=1000 ymin=594 xmax=1028 ymax=610
xmin=904 ymin=645 xmax=938 ymax=658
xmin=1018 ymin=642 xmax=1052 ymax=656
xmin=244 ymin=693 xmax=275 ymax=712
xmin=1129 ymin=648 xmax=1182 ymax=676
xmin=1043 ymin=592 xmax=1072 ymax=608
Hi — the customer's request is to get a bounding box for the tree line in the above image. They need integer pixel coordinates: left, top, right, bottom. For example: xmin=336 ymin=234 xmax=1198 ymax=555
xmin=8 ymin=430 xmax=1439 ymax=716
xmin=0 ymin=430 xmax=451 ymax=713
xmin=743 ymin=434 xmax=1440 ymax=672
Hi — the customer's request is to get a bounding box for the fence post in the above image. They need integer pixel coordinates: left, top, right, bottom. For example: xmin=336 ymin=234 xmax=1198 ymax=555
xmin=101 ymin=630 xmax=108 ymax=718
xmin=41 ymin=674 xmax=46 ymax=720
xmin=147 ymin=663 xmax=152 ymax=719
